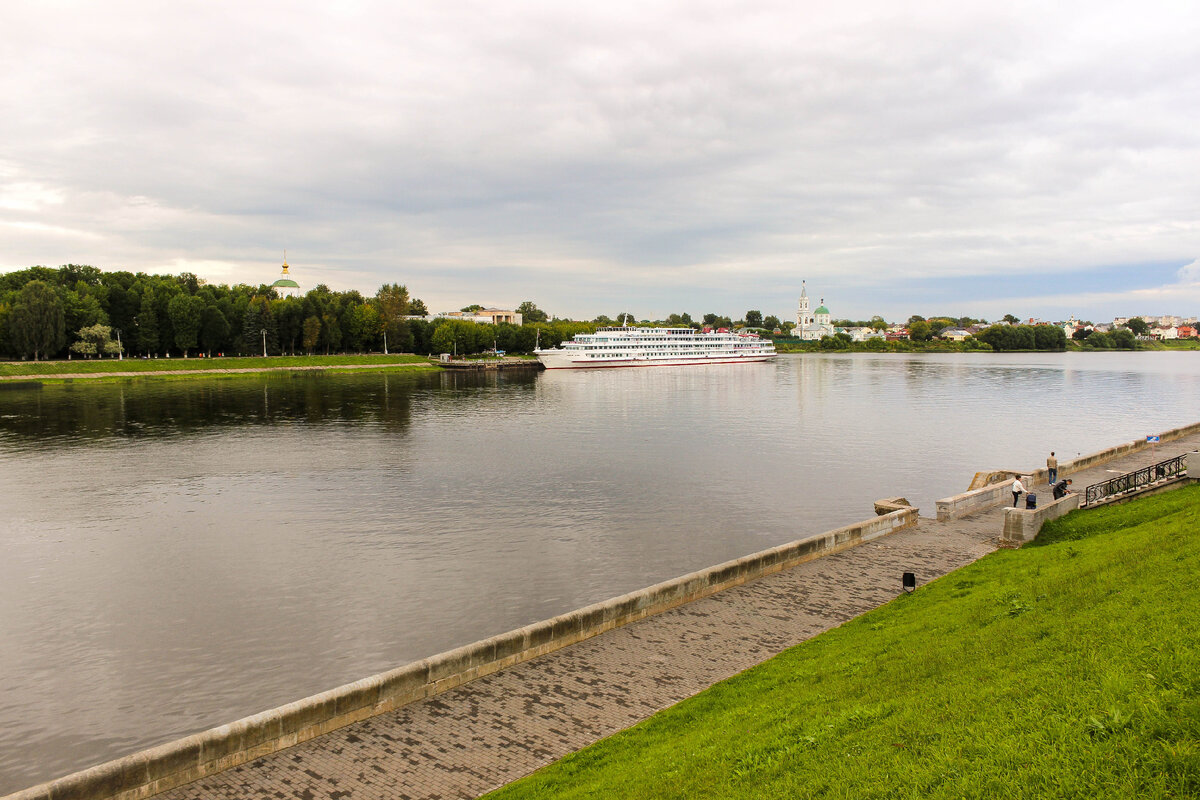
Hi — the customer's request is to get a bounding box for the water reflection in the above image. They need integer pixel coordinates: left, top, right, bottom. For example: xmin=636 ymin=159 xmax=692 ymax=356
xmin=0 ymin=372 xmax=423 ymax=447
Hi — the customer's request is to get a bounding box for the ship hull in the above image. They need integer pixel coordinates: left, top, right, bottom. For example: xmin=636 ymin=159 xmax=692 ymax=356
xmin=535 ymin=351 xmax=776 ymax=369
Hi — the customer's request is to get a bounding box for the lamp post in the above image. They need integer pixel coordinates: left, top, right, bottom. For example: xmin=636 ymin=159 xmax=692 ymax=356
xmin=261 ymin=329 xmax=267 ymax=358
xmin=114 ymin=328 xmax=122 ymax=360
xmin=383 ymin=330 xmax=388 ymax=355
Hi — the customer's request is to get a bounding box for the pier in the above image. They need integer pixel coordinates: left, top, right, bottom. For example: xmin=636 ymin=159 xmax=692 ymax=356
xmin=435 ymin=357 xmax=543 ymax=371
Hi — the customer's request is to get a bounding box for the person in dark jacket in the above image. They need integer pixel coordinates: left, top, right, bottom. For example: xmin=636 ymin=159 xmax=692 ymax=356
xmin=1052 ymin=478 xmax=1072 ymax=500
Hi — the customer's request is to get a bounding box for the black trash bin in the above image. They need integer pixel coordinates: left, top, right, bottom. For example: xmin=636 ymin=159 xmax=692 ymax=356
xmin=1025 ymin=492 xmax=1037 ymax=509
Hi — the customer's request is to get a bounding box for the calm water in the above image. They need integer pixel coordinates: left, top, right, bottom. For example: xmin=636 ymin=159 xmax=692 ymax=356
xmin=2 ymin=352 xmax=1199 ymax=791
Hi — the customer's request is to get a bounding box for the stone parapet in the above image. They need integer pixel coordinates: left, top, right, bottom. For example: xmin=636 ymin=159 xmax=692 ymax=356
xmin=1002 ymin=493 xmax=1081 ymax=545
xmin=5 ymin=501 xmax=918 ymax=800
xmin=936 ymin=480 xmax=1019 ymax=521
xmin=936 ymin=420 xmax=1200 ymax=522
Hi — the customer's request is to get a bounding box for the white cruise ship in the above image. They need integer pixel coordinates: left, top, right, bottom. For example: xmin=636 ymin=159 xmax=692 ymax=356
xmin=534 ymin=326 xmax=776 ymax=369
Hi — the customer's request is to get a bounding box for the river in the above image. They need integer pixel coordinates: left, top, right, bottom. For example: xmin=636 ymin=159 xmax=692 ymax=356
xmin=1 ymin=351 xmax=1198 ymax=791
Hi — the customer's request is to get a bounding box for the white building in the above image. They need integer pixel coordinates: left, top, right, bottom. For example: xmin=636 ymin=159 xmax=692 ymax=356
xmin=269 ymin=256 xmax=301 ymax=298
xmin=845 ymin=326 xmax=883 ymax=342
xmin=1152 ymin=326 xmax=1179 ymax=340
xmin=436 ymin=308 xmax=523 ymax=325
xmin=795 ymin=282 xmax=835 ymax=340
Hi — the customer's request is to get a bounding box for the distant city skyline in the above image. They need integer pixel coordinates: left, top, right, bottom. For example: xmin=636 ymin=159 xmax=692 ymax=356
xmin=2 ymin=1 xmax=1199 ymax=324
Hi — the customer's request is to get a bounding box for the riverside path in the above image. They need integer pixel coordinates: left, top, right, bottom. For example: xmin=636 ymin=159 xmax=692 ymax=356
xmin=151 ymin=434 xmax=1200 ymax=800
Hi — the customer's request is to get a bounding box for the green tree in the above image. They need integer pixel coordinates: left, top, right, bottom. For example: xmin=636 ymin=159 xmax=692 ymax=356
xmin=136 ymin=288 xmax=159 ymax=355
xmin=69 ymin=324 xmax=121 ymax=358
xmin=62 ymin=290 xmax=107 ymax=335
xmin=1002 ymin=314 xmax=1020 ymax=325
xmin=8 ymin=280 xmax=65 ymax=360
xmin=320 ymin=312 xmax=342 ymax=354
xmin=763 ymin=315 xmax=781 ymax=331
xmin=744 ymin=310 xmax=763 ymax=328
xmin=928 ymin=317 xmax=954 ymax=335
xmin=1033 ymin=324 xmax=1067 ymax=350
xmin=349 ymin=303 xmax=382 ymax=352
xmin=1111 ymin=329 xmax=1136 ymax=350
xmin=376 ymin=283 xmax=410 ymax=354
xmin=407 ymin=298 xmax=428 ymax=316
xmin=199 ymin=306 xmax=230 ymax=357
xmin=302 ymin=316 xmax=322 ymax=353
xmin=240 ymin=302 xmax=263 ymax=355
xmin=431 ymin=319 xmax=479 ymax=355
xmin=517 ymin=300 xmax=548 ymax=323
xmin=869 ymin=316 xmax=888 ymax=331
xmin=274 ymin=297 xmax=305 ymax=354
xmin=908 ymin=320 xmax=932 ymax=341
xmin=1126 ymin=318 xmax=1149 ymax=337
xmin=864 ymin=336 xmax=888 ymax=351
xmin=168 ymin=294 xmax=204 ymax=357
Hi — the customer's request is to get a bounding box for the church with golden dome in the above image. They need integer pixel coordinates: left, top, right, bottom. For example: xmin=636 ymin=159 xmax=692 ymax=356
xmin=270 ymin=254 xmax=301 ymax=298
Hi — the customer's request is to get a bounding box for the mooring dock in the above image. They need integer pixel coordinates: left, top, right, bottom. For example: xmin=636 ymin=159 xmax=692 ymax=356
xmin=435 ymin=358 xmax=542 ymax=371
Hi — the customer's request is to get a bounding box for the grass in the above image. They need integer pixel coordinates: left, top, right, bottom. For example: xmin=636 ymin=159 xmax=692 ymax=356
xmin=1148 ymin=340 xmax=1200 ymax=351
xmin=486 ymin=484 xmax=1200 ymax=800
xmin=0 ymin=353 xmax=431 ymax=377
xmin=19 ymin=364 xmax=442 ymax=385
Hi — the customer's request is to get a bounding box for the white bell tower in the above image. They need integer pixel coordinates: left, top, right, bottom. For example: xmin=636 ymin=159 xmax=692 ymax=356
xmin=797 ymin=280 xmax=812 ymax=332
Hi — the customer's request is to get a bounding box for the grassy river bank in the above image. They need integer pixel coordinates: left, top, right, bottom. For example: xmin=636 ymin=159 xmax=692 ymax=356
xmin=0 ymin=354 xmax=437 ymax=382
xmin=487 ymin=485 xmax=1200 ymax=799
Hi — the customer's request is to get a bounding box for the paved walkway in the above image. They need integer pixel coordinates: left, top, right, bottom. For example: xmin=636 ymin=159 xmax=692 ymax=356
xmin=161 ymin=435 xmax=1200 ymax=800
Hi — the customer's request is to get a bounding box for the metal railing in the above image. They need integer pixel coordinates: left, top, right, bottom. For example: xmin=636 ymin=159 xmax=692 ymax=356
xmin=1083 ymin=453 xmax=1189 ymax=506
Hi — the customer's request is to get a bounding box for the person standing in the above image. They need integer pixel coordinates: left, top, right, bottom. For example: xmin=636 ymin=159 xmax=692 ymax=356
xmin=1012 ymin=475 xmax=1025 ymax=507
xmin=1047 ymin=452 xmax=1058 ymax=484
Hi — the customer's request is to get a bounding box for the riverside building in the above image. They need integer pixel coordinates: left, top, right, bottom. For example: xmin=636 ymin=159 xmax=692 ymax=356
xmin=795 ymin=281 xmax=835 ymax=340
xmin=270 ymin=255 xmax=301 ymax=298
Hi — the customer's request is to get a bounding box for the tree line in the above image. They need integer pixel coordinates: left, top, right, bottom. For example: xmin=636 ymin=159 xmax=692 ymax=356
xmin=0 ymin=265 xmax=435 ymax=360
xmin=0 ymin=265 xmax=620 ymax=361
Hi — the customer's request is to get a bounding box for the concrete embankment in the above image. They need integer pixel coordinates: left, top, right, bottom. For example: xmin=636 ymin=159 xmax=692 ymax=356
xmin=936 ymin=420 xmax=1200 ymax=521
xmin=6 ymin=502 xmax=918 ymax=800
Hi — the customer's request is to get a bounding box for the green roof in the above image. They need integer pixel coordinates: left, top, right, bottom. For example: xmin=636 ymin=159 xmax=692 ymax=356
xmin=815 ymin=305 xmax=829 ymax=315
xmin=271 ymin=279 xmax=300 ymax=288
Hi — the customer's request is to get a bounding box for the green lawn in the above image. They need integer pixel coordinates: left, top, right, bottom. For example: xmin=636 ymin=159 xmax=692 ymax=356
xmin=487 ymin=484 xmax=1200 ymax=799
xmin=1154 ymin=340 xmax=1200 ymax=351
xmin=0 ymin=353 xmax=430 ymax=376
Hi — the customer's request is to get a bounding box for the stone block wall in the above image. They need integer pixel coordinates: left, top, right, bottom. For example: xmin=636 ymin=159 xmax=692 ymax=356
xmin=1002 ymin=493 xmax=1081 ymax=545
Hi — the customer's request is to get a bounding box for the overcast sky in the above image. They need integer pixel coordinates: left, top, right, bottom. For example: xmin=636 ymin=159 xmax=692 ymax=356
xmin=2 ymin=0 xmax=1199 ymax=323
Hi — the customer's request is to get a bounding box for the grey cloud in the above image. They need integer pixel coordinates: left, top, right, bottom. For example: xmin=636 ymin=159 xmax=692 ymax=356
xmin=2 ymin=0 xmax=1199 ymax=321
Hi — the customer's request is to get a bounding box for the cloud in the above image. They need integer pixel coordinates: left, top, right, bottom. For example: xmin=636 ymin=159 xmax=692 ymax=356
xmin=2 ymin=0 xmax=1200 ymax=321
xmin=1178 ymin=259 xmax=1200 ymax=284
